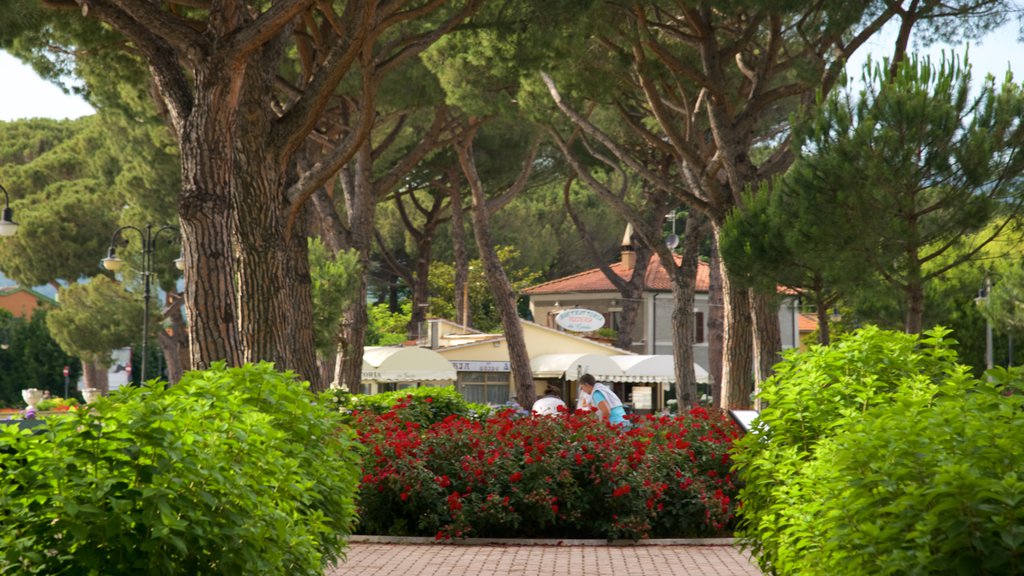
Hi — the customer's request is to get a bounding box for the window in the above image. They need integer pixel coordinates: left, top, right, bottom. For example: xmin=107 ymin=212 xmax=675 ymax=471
xmin=458 ymin=371 xmax=511 ymax=405
xmin=695 ymin=311 xmax=705 ymax=343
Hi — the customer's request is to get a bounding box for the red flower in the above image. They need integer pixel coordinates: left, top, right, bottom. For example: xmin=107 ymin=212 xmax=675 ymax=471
xmin=509 ymin=472 xmax=523 ymax=483
xmin=612 ymin=484 xmax=631 ymax=497
xmin=424 ymin=397 xmax=434 ymax=403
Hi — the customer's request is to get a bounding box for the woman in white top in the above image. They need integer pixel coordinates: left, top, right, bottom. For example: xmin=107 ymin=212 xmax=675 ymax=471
xmin=531 ymin=384 xmax=567 ymax=416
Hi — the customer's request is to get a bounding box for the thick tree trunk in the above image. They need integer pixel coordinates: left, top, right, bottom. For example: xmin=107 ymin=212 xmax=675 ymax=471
xmin=457 ymin=134 xmax=536 ymax=408
xmin=81 ymin=360 xmax=108 ymax=393
xmin=282 ymin=198 xmax=322 ymax=390
xmin=715 ymin=225 xmax=755 ymax=409
xmin=178 ymin=107 xmax=243 ymax=370
xmin=707 ymin=242 xmax=724 ymax=408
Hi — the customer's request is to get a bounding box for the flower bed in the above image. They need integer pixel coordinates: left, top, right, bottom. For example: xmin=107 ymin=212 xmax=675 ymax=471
xmin=352 ymin=397 xmax=741 ymax=541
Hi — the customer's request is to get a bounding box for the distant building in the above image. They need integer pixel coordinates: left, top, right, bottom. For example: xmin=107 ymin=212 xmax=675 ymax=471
xmin=0 ymin=285 xmax=57 ymax=319
xmin=522 ymin=228 xmax=802 ymax=373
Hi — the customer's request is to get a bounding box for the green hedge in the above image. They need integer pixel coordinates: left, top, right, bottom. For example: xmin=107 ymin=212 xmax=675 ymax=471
xmin=341 ymin=385 xmax=492 ymax=425
xmin=732 ymin=326 xmax=1024 ymax=575
xmin=0 ymin=363 xmax=361 ymax=576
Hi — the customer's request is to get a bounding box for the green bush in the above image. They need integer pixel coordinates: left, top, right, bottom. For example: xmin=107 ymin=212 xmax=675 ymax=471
xmin=345 ymin=385 xmax=492 ymax=425
xmin=0 ymin=362 xmax=361 ymax=576
xmin=732 ymin=326 xmax=1024 ymax=575
xmin=796 ymin=375 xmax=1024 ymax=575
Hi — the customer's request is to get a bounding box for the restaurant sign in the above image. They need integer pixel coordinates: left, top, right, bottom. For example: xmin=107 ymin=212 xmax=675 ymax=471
xmin=554 ymin=308 xmax=606 ymax=332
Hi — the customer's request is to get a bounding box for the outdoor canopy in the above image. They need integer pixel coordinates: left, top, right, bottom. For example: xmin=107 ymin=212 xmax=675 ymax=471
xmin=361 ymin=346 xmax=457 ymax=384
xmin=529 ymin=353 xmax=625 ymax=382
xmin=606 ymin=355 xmax=710 ymax=384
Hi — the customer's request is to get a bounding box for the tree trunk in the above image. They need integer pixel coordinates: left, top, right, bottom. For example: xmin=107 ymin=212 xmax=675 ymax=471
xmin=178 ymin=106 xmax=243 ymax=370
xmin=81 ymin=359 xmax=108 ymax=393
xmin=456 ymin=133 xmax=536 ymax=408
xmin=750 ymin=289 xmax=782 ymax=409
xmin=615 ymin=241 xmax=650 ymax=351
xmin=715 ymin=224 xmax=754 ymax=409
xmin=670 ymin=214 xmax=709 ymax=408
xmin=816 ymin=301 xmax=832 ymax=346
xmin=707 ymin=242 xmax=724 ymax=408
xmin=282 ymin=196 xmax=322 ymax=390
xmin=336 ymin=147 xmax=376 ymax=391
xmin=156 ymin=292 xmax=188 ymax=385
xmin=449 ymin=177 xmax=471 ymax=329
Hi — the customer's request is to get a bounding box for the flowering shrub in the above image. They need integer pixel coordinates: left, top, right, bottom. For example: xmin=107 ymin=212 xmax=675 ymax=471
xmin=353 ymin=401 xmax=740 ymax=540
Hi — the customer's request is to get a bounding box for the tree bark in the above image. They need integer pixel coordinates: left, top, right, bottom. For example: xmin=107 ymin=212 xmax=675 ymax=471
xmin=81 ymin=359 xmax=109 ymax=393
xmin=707 ymin=241 xmax=725 ymax=408
xmin=156 ymin=292 xmax=188 ymax=385
xmin=178 ymin=100 xmax=243 ymax=370
xmin=449 ymin=176 xmax=471 ymax=329
xmin=456 ymin=128 xmax=536 ymax=408
xmin=750 ymin=289 xmax=782 ymax=408
xmin=336 ymin=146 xmax=376 ymax=391
xmin=715 ymin=225 xmax=755 ymax=409
xmin=669 ymin=214 xmax=709 ymax=408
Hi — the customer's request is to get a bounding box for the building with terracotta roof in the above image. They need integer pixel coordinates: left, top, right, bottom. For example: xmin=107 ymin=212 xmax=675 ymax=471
xmin=523 ymin=228 xmax=803 ymax=373
xmin=0 ymin=285 xmax=57 ymax=320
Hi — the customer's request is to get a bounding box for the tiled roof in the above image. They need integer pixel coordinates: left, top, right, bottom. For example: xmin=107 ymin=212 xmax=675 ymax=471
xmin=524 ymin=254 xmax=710 ymax=295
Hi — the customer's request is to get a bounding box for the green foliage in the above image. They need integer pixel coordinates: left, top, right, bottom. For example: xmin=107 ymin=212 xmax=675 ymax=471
xmin=46 ymin=276 xmax=143 ymax=365
xmin=981 ymin=261 xmax=1024 ymax=334
xmin=309 ymin=239 xmax=362 ymax=355
xmin=732 ymin=326 xmax=1022 ymax=575
xmin=0 ymin=310 xmax=79 ymax=408
xmin=785 ymin=54 xmax=1024 ymax=329
xmin=346 ymin=386 xmax=492 ymax=426
xmin=428 ymin=246 xmax=541 ymax=332
xmin=366 ymin=302 xmax=412 ymax=346
xmin=0 ymin=363 xmax=361 ymax=575
xmin=793 ymin=378 xmax=1024 ymax=575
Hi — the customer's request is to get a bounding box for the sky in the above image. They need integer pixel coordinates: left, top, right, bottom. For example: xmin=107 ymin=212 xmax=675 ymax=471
xmin=0 ymin=20 xmax=1020 ymax=122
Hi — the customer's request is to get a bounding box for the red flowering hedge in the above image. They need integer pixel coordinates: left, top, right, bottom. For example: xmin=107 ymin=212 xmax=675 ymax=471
xmin=351 ymin=397 xmax=741 ymax=540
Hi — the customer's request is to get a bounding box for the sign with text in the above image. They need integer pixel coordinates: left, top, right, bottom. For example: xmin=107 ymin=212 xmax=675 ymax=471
xmin=449 ymin=360 xmax=511 ymax=372
xmin=555 ymin=308 xmax=606 ymax=332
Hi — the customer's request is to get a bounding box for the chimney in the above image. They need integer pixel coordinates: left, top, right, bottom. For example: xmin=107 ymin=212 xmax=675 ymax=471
xmin=620 ymin=223 xmax=636 ymax=269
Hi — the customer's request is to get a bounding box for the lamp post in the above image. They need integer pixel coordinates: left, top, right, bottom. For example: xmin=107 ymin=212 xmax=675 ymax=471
xmin=975 ymin=276 xmax=994 ymax=371
xmin=0 ymin=183 xmax=20 ymax=236
xmin=101 ymin=224 xmax=182 ymax=382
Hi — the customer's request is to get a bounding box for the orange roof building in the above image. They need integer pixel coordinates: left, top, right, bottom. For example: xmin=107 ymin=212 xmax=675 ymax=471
xmin=522 ymin=227 xmax=802 ymax=372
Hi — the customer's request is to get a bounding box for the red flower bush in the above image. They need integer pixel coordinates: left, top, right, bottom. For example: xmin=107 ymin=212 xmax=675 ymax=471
xmin=353 ymin=401 xmax=741 ymax=540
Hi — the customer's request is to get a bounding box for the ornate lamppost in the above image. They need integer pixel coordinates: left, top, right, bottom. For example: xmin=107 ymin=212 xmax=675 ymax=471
xmin=101 ymin=224 xmax=183 ymax=382
xmin=0 ymin=183 xmax=19 ymax=236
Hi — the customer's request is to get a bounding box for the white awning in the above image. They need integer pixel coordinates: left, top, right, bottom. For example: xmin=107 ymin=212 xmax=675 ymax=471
xmin=361 ymin=346 xmax=457 ymax=383
xmin=530 ymin=353 xmax=625 ymax=382
xmin=607 ymin=355 xmax=710 ymax=384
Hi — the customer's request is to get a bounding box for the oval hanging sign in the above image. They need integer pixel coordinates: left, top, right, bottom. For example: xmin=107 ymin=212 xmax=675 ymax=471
xmin=555 ymin=308 xmax=606 ymax=332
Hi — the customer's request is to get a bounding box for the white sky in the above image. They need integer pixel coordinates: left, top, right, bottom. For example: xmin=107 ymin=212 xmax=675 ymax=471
xmin=0 ymin=21 xmax=1019 ymax=122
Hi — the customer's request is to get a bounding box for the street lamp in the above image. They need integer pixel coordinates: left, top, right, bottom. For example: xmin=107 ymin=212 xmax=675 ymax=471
xmin=101 ymin=224 xmax=179 ymax=382
xmin=0 ymin=183 xmax=19 ymax=236
xmin=975 ymin=276 xmax=994 ymax=371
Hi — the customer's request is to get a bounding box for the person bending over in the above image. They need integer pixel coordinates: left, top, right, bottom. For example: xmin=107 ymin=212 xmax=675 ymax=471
xmin=578 ymin=373 xmax=627 ymax=427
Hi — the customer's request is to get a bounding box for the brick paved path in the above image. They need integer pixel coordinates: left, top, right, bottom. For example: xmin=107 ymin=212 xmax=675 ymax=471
xmin=328 ymin=542 xmax=763 ymax=576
